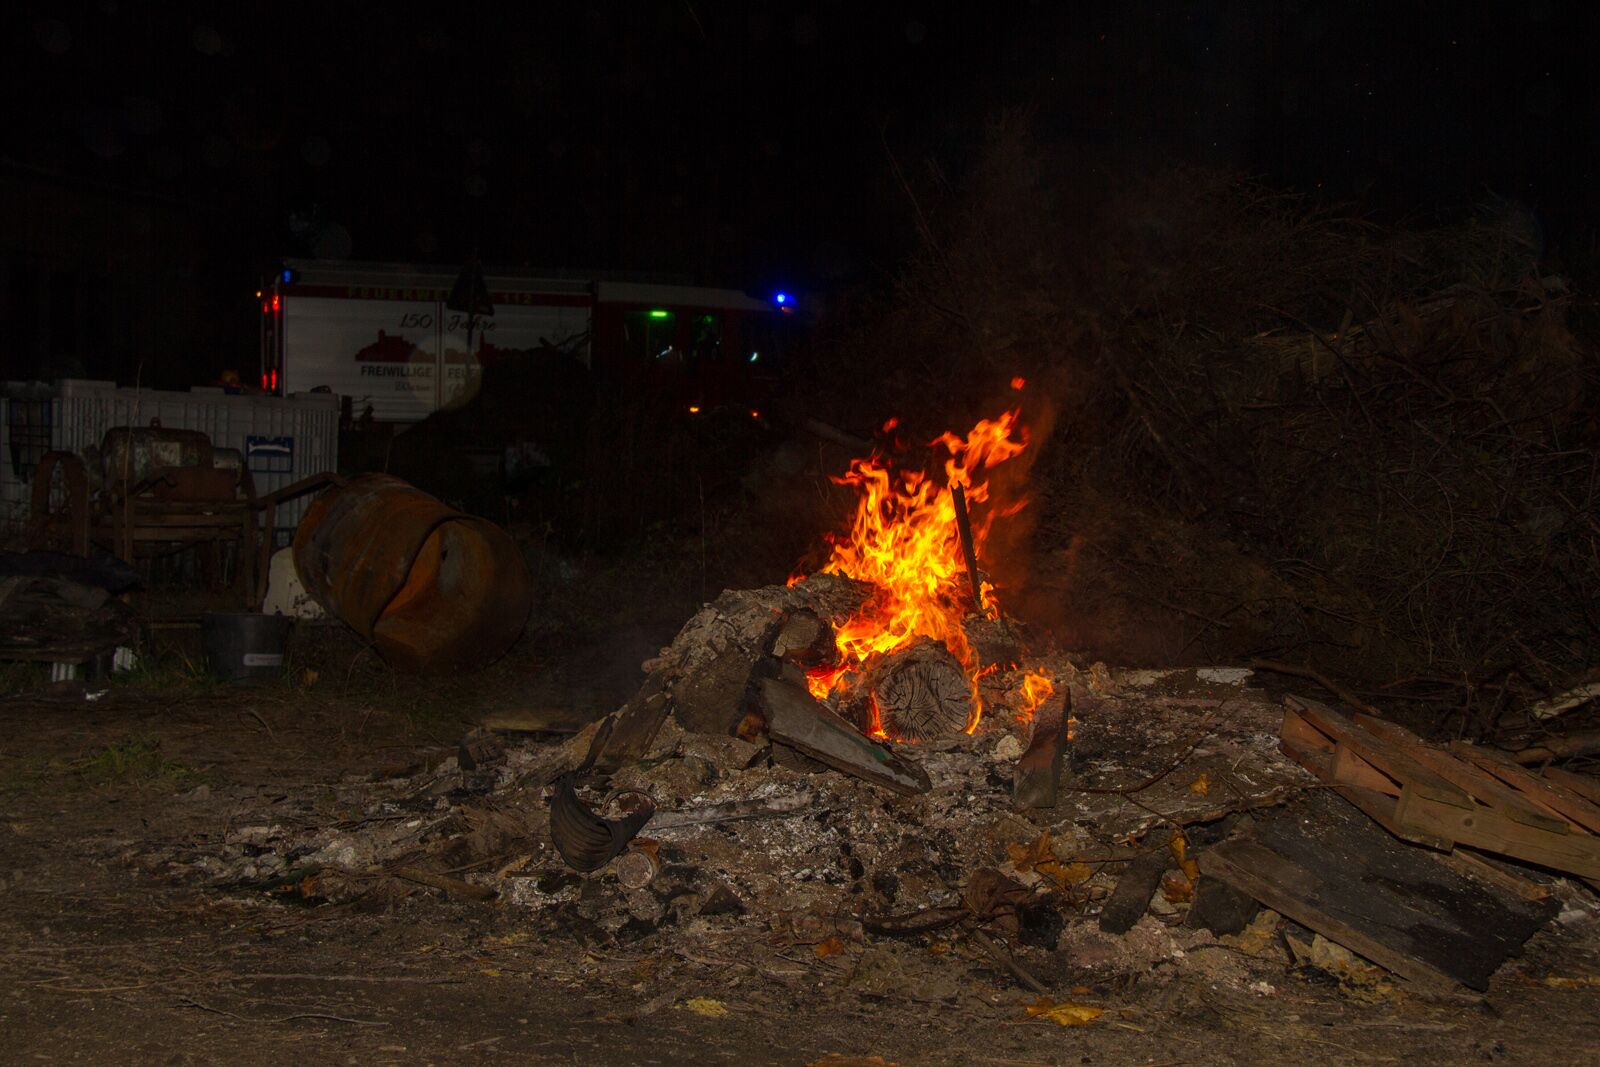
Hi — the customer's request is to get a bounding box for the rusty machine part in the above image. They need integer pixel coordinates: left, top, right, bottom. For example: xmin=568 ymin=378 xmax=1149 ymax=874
xmin=96 ymin=426 xmax=216 ymax=491
xmin=292 ymin=474 xmax=532 ymax=674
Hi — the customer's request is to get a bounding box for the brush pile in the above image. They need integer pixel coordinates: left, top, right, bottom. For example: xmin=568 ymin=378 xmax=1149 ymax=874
xmin=806 ymin=118 xmax=1600 ymax=740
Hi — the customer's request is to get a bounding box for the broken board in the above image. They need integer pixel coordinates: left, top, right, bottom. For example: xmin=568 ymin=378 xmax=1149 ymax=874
xmin=1279 ymin=696 xmax=1600 ymax=879
xmin=1200 ymin=790 xmax=1558 ymax=990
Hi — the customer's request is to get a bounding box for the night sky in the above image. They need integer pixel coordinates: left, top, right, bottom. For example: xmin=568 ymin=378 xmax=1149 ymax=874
xmin=7 ymin=2 xmax=1598 ymax=308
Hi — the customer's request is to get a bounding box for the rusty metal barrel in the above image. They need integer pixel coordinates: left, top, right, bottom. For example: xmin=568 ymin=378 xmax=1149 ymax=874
xmin=293 ymin=474 xmax=531 ymax=674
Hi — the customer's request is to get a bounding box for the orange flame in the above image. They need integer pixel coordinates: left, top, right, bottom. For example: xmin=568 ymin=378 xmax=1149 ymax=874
xmin=1017 ymin=671 xmax=1055 ymax=724
xmin=805 ymin=409 xmax=1029 ymax=735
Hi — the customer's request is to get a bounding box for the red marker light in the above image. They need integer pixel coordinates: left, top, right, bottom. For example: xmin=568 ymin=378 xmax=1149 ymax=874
xmin=882 ymin=417 xmax=899 ymax=433
xmin=270 ymin=368 xmax=278 ymax=391
xmin=749 ymin=409 xmax=760 ymax=419
xmin=271 ymin=294 xmax=280 ymax=313
xmin=261 ymin=373 xmax=269 ymax=390
xmin=261 ymin=301 xmax=269 ymax=314
xmin=1010 ymin=376 xmax=1026 ymax=391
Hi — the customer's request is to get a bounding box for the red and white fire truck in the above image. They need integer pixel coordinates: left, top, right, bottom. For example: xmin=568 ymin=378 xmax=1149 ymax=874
xmin=258 ymin=260 xmax=799 ymax=423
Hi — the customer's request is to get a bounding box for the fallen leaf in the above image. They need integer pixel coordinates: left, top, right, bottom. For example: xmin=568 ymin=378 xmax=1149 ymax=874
xmin=815 ymin=937 xmax=846 ymax=959
xmin=1168 ymin=832 xmax=1200 ymax=882
xmin=479 ymin=968 xmax=501 ymax=977
xmin=1007 ymin=831 xmax=1054 ymax=872
xmin=681 ymin=997 xmax=730 ymax=1018
xmin=1543 ymin=975 xmax=1600 ymax=988
xmin=301 ymin=668 xmax=320 ymax=687
xmin=1025 ymin=996 xmax=1105 ymax=1027
xmin=1051 ymin=861 xmax=1094 ymax=886
xmin=1008 ymin=832 xmax=1095 ymax=887
xmin=1159 ymin=871 xmax=1193 ymax=903
xmin=1188 ymin=772 xmax=1210 ymax=796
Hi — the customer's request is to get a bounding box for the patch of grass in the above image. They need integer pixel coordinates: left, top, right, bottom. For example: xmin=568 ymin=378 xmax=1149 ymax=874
xmin=74 ymin=737 xmax=204 ymax=791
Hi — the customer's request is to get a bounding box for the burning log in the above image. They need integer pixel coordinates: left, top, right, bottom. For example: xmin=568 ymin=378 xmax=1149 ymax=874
xmin=867 ymin=638 xmax=973 ymax=741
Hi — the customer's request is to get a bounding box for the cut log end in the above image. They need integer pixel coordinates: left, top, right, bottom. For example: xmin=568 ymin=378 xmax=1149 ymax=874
xmin=871 ymin=640 xmax=973 ymax=741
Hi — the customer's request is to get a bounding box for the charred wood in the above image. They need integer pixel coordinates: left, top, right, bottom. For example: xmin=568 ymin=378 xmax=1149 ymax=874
xmin=758 ymin=675 xmax=931 ymax=795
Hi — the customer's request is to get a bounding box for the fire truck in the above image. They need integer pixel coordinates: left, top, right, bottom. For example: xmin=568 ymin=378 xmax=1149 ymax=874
xmin=258 ymin=260 xmax=799 ymax=423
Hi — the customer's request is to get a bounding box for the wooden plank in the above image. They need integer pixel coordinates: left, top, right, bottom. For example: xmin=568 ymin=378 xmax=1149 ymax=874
xmin=1449 ymin=742 xmax=1600 ymax=837
xmin=1355 ymin=715 xmax=1570 ymax=833
xmin=1279 ymin=721 xmax=1453 ymax=849
xmin=1287 ymin=696 xmax=1470 ymax=808
xmin=1332 ymin=741 xmax=1401 ymax=796
xmin=1395 ymin=787 xmax=1600 ymax=879
xmin=1438 ymin=849 xmax=1553 ymax=902
xmin=1545 ymin=767 xmax=1600 ymax=808
xmin=1202 ymin=839 xmax=1456 ymax=989
xmin=1281 ymin=705 xmax=1335 ymax=756
xmin=1199 ymin=791 xmax=1559 ymax=991
xmin=1097 ymin=847 xmax=1169 ymax=934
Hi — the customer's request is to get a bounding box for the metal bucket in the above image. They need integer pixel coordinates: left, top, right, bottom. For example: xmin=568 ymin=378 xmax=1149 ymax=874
xmin=201 ymin=612 xmax=292 ymax=685
xmin=292 ymin=474 xmax=531 ymax=673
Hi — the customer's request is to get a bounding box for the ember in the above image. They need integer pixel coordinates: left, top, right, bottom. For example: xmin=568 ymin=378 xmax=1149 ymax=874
xmin=802 ymin=407 xmax=1031 ymax=737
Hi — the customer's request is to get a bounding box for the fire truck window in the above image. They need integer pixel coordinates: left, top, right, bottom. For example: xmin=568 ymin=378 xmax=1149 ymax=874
xmin=690 ymin=314 xmax=722 ymax=362
xmin=624 ymin=309 xmax=678 ymax=361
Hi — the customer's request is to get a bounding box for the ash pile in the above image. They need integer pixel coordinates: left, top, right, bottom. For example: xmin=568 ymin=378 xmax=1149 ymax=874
xmin=159 ymin=573 xmax=1382 ymax=996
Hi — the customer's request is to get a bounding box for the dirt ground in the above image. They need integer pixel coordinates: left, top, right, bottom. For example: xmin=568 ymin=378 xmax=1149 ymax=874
xmin=4 ymin=632 xmax=1600 ymax=1067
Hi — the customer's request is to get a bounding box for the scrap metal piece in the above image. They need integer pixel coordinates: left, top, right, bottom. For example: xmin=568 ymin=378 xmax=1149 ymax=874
xmin=758 ymin=676 xmax=931 ymax=795
xmin=614 ymin=846 xmax=660 ymax=890
xmin=548 ymin=775 xmax=656 ymax=873
xmin=1014 ymin=686 xmax=1072 ymax=809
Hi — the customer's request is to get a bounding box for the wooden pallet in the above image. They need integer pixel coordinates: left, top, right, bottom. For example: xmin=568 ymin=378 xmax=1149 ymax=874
xmin=1278 ymin=695 xmax=1600 ymax=882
